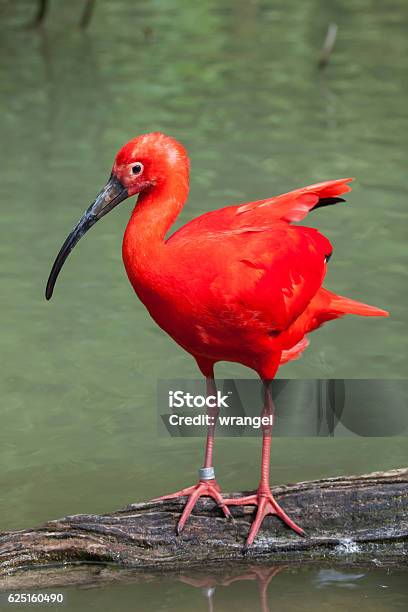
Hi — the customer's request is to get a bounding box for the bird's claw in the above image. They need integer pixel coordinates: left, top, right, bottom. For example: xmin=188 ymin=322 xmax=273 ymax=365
xmin=224 ymin=488 xmax=304 ymax=547
xmin=152 ymin=479 xmax=232 ymax=534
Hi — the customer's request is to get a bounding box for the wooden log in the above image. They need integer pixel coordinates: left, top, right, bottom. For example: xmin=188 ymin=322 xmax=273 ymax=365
xmin=0 ymin=469 xmax=407 ymax=589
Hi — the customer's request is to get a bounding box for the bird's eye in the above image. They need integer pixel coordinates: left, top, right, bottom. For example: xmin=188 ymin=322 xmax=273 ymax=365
xmin=131 ymin=162 xmax=144 ymax=175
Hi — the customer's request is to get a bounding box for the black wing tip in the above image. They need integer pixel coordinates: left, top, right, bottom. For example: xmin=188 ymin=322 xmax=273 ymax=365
xmin=312 ymin=197 xmax=346 ymax=211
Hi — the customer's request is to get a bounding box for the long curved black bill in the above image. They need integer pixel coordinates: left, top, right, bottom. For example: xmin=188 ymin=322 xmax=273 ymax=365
xmin=45 ymin=174 xmax=128 ymax=300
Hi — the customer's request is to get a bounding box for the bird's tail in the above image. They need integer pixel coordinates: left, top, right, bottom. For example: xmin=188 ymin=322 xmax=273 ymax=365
xmin=322 ymin=288 xmax=389 ymax=318
xmin=279 ymin=289 xmax=388 ymax=366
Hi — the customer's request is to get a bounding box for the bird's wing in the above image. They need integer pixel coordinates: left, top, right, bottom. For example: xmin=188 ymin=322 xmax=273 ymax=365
xmin=167 ymin=178 xmax=352 ymax=331
xmin=213 ymin=225 xmax=333 ymax=331
xmin=168 ymin=178 xmax=353 ymax=241
xmin=232 ymin=177 xmax=353 ymax=224
xmin=168 ymin=222 xmax=333 ymax=333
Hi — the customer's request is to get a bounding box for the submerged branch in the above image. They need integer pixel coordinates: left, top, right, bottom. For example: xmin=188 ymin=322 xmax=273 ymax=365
xmin=32 ymin=0 xmax=49 ymax=27
xmin=318 ymin=23 xmax=338 ymax=68
xmin=80 ymin=0 xmax=96 ymax=29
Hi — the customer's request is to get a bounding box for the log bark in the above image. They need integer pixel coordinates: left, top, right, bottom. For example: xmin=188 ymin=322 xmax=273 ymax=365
xmin=0 ymin=469 xmax=407 ymax=589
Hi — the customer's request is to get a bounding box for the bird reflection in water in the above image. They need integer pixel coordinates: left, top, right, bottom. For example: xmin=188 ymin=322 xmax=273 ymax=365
xmin=179 ymin=564 xmax=287 ymax=612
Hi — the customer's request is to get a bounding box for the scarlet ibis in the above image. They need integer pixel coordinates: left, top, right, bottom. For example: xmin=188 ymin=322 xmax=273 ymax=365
xmin=46 ymin=132 xmax=388 ymax=546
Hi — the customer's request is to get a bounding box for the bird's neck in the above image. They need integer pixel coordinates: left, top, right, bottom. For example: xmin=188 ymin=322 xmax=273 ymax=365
xmin=122 ymin=172 xmax=189 ymax=283
xmin=134 ymin=175 xmax=188 ymax=241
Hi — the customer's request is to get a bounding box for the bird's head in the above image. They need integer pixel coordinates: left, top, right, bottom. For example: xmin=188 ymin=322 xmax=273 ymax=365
xmin=113 ymin=132 xmax=189 ymax=196
xmin=45 ymin=132 xmax=188 ymax=300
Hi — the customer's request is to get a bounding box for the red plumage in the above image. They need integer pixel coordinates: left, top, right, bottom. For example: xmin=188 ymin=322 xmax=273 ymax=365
xmin=118 ymin=137 xmax=387 ymax=381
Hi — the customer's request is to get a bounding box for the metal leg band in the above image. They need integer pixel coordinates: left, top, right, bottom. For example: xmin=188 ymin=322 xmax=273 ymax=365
xmin=199 ymin=467 xmax=215 ymax=480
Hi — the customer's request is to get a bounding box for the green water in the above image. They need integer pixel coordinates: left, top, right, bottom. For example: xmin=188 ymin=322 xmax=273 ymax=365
xmin=0 ymin=0 xmax=407 ymax=609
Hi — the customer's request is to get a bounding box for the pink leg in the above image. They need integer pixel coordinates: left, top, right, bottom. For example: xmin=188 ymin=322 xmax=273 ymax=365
xmin=152 ymin=377 xmax=232 ymax=532
xmin=224 ymin=381 xmax=304 ymax=547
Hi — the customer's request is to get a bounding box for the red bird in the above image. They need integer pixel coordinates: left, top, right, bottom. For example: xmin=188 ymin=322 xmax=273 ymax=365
xmin=46 ymin=132 xmax=388 ymax=546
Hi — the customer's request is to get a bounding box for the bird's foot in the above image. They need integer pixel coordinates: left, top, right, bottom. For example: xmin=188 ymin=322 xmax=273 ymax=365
xmin=223 ymin=486 xmax=305 ymax=547
xmin=152 ymin=476 xmax=233 ymax=534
